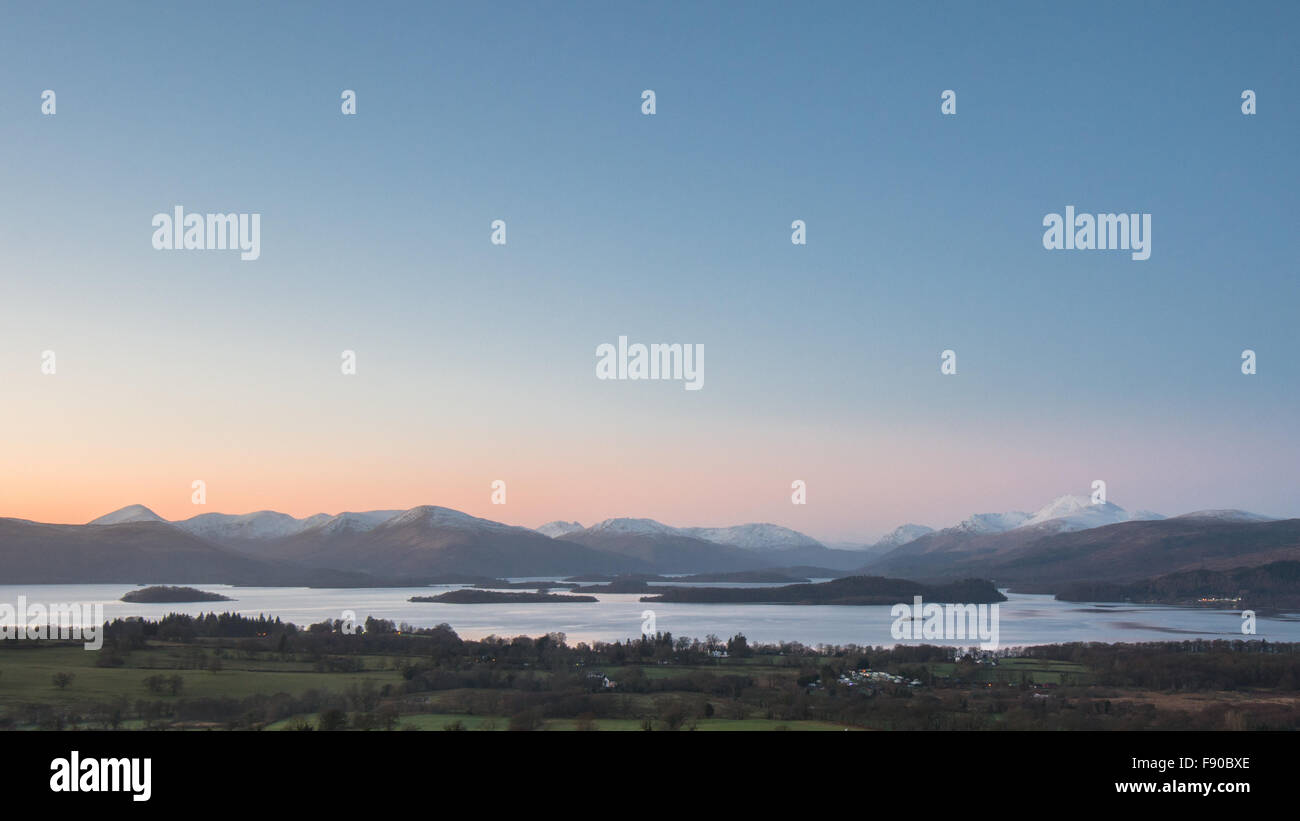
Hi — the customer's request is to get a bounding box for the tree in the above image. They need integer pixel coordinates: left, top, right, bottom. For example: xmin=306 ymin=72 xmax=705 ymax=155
xmin=660 ymin=702 xmax=688 ymax=731
xmin=318 ymin=708 xmax=347 ymax=731
xmin=52 ymin=672 xmax=75 ymax=690
xmin=727 ymin=633 xmax=753 ymax=658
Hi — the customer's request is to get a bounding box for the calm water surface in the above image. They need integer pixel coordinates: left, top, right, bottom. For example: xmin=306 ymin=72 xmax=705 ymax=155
xmin=3 ymin=580 xmax=1296 ymax=647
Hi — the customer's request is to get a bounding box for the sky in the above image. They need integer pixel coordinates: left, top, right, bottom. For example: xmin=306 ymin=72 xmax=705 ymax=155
xmin=1 ymin=1 xmax=1297 ymax=542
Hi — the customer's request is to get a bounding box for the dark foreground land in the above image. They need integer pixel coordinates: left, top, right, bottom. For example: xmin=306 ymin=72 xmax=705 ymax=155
xmin=1 ymin=613 xmax=1298 ymax=731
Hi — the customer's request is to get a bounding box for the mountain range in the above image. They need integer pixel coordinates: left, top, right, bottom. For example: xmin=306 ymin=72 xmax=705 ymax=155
xmin=859 ymin=502 xmax=1295 ymax=590
xmin=0 ymin=495 xmax=1289 ymax=590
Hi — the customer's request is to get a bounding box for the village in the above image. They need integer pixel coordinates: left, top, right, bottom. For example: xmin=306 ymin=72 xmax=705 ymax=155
xmin=835 ymin=669 xmax=923 ymax=689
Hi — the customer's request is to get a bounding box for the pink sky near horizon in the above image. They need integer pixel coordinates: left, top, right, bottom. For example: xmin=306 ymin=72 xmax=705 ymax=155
xmin=5 ymin=324 xmax=1297 ymax=540
xmin=6 ymin=408 xmax=1294 ymax=542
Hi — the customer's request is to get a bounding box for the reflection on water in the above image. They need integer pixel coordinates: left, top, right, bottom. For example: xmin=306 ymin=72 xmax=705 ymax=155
xmin=0 ymin=582 xmax=1294 ymax=647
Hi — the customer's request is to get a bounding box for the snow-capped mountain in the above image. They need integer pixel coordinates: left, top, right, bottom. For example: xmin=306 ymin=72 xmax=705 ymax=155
xmin=261 ymin=506 xmax=640 ymax=578
xmin=929 ymin=495 xmax=1163 ymax=538
xmin=868 ymin=495 xmax=1166 ymax=548
xmin=176 ymin=511 xmax=317 ymax=542
xmin=873 ymin=523 xmax=936 ymax=548
xmin=90 ymin=506 xmax=407 ymax=546
xmin=679 ymin=523 xmax=823 ymax=551
xmin=87 ymin=496 xmax=1170 ymax=556
xmin=301 ymin=510 xmax=403 ymax=537
xmin=1019 ymin=495 xmax=1163 ymax=532
xmin=561 ymin=517 xmax=824 ymax=551
xmin=58 ymin=498 xmax=1298 ymax=583
xmin=90 ymin=504 xmax=539 ymax=545
xmin=174 ymin=509 xmax=401 ymax=545
xmin=586 ymin=518 xmax=684 ymax=537
xmin=379 ymin=505 xmax=520 ymax=533
xmin=953 ymin=511 xmax=1032 ymax=534
xmin=88 ymin=504 xmax=167 ymax=526
xmin=536 ymin=520 xmax=584 ymax=538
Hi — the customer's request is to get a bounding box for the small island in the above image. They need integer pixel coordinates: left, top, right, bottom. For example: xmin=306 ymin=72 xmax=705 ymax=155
xmin=121 ymin=585 xmax=233 ymax=603
xmin=410 ymin=590 xmax=598 ymax=604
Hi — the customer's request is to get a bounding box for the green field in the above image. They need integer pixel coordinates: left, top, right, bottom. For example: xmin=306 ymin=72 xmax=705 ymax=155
xmin=0 ymin=641 xmax=851 ymax=730
xmin=6 ymin=631 xmax=1286 ymax=732
xmin=0 ymin=642 xmax=405 ymax=710
xmin=923 ymin=657 xmax=1091 ymax=685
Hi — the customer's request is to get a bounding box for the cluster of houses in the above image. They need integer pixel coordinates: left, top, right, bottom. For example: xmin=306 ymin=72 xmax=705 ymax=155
xmin=843 ymin=670 xmax=922 ymax=687
xmin=953 ymin=649 xmax=1000 ymax=665
xmin=808 ymin=669 xmax=922 ymax=690
xmin=585 ymin=671 xmax=617 ymax=689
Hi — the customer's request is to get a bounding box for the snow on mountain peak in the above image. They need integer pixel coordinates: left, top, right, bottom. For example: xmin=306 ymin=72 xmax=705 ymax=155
xmin=536 ymin=521 xmax=584 ymax=538
xmin=1018 ymin=495 xmax=1163 ymax=532
xmin=680 ymin=523 xmax=823 ymax=550
xmin=382 ymin=506 xmax=517 ymax=532
xmin=173 ymin=509 xmax=403 ymax=542
xmin=919 ymin=495 xmax=1166 ymax=538
xmin=1025 ymin=494 xmax=1092 ymax=524
xmin=875 ymin=523 xmax=935 ymax=548
xmin=88 ymin=504 xmax=166 ymax=526
xmin=309 ymin=510 xmax=403 ymax=535
xmin=177 ymin=510 xmax=308 ymax=541
xmin=588 ymin=517 xmax=680 ymax=536
xmin=955 ymin=511 xmax=1031 ymax=534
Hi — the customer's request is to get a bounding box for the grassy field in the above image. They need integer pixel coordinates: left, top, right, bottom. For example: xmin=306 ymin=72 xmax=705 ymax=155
xmin=0 ymin=640 xmax=884 ymax=730
xmin=923 ymin=657 xmax=1090 ymax=685
xmin=9 ymin=637 xmax=1251 ymax=731
xmin=0 ymin=641 xmax=406 ymax=709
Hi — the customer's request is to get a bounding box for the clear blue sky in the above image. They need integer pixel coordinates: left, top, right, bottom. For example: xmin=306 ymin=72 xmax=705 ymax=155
xmin=1 ymin=1 xmax=1297 ymax=539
